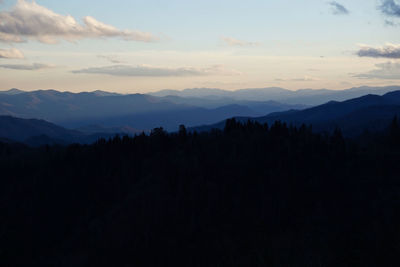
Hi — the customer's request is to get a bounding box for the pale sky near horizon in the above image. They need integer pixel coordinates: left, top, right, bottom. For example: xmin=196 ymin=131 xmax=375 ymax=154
xmin=0 ymin=0 xmax=400 ymax=93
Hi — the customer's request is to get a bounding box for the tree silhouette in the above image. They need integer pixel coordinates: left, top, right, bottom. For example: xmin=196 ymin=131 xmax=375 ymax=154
xmin=1 ymin=119 xmax=400 ymax=266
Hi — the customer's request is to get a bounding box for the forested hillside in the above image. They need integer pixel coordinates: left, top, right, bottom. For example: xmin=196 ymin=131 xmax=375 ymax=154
xmin=1 ymin=119 xmax=400 ymax=266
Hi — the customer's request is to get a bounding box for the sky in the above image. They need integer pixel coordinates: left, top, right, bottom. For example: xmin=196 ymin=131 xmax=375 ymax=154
xmin=0 ymin=0 xmax=399 ymax=93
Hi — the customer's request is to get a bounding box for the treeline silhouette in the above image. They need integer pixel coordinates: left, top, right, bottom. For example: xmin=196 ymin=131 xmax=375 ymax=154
xmin=1 ymin=118 xmax=400 ymax=266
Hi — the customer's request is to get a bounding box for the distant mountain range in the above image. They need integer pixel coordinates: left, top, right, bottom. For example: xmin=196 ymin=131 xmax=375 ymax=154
xmin=0 ymin=86 xmax=399 ymax=137
xmin=0 ymin=88 xmax=304 ymax=131
xmin=149 ymin=86 xmax=400 ymax=105
xmin=191 ymin=91 xmax=400 ymax=136
xmin=1 ymin=88 xmax=400 ymax=145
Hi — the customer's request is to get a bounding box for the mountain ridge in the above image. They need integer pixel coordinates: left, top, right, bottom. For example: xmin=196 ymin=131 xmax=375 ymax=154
xmin=148 ymin=85 xmax=400 ymax=105
xmin=191 ymin=90 xmax=400 ymax=136
xmin=0 ymin=115 xmax=133 ymax=146
xmin=0 ymin=88 xmax=305 ymax=131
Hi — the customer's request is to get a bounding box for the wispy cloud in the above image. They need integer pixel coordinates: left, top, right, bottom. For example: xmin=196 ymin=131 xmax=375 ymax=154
xmin=221 ymin=37 xmax=260 ymax=47
xmin=357 ymin=43 xmax=400 ymax=59
xmin=379 ymin=0 xmax=400 ymax=17
xmin=0 ymin=48 xmax=24 ymax=59
xmin=0 ymin=63 xmax=53 ymax=70
xmin=72 ymin=64 xmax=241 ymax=77
xmin=275 ymin=76 xmax=320 ymax=82
xmin=329 ymin=1 xmax=349 ymax=15
xmin=353 ymin=61 xmax=400 ymax=79
xmin=0 ymin=0 xmax=157 ymax=44
xmin=97 ymin=55 xmax=125 ymax=64
xmin=385 ymin=19 xmax=398 ymax=26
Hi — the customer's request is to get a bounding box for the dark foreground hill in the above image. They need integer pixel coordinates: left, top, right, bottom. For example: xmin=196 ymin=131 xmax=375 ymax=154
xmin=1 ymin=119 xmax=400 ymax=266
xmin=0 ymin=115 xmax=79 ymax=142
xmin=193 ymin=90 xmax=400 ymax=136
xmin=0 ymin=116 xmax=126 ymax=146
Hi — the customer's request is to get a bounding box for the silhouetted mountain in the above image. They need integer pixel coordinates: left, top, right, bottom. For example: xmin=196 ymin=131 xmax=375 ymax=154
xmin=150 ymin=86 xmax=400 ymax=105
xmin=192 ymin=90 xmax=400 ymax=136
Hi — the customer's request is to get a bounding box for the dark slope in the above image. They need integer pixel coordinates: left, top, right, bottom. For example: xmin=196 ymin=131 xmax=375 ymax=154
xmin=0 ymin=115 xmax=80 ymax=142
xmin=75 ymin=124 xmax=142 ymax=135
xmin=192 ymin=91 xmax=400 ymax=136
xmin=0 ymin=116 xmax=126 ymax=145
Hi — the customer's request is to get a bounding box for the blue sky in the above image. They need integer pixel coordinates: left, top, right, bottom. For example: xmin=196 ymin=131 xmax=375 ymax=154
xmin=0 ymin=0 xmax=399 ymax=93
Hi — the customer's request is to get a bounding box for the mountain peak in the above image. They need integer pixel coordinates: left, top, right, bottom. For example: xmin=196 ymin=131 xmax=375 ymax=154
xmin=0 ymin=88 xmax=25 ymax=95
xmin=92 ymin=90 xmax=121 ymax=97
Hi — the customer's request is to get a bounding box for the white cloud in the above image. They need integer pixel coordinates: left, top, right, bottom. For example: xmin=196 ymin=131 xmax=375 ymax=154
xmin=72 ymin=64 xmax=241 ymax=77
xmin=0 ymin=62 xmax=53 ymax=70
xmin=221 ymin=37 xmax=260 ymax=47
xmin=97 ymin=55 xmax=126 ymax=64
xmin=357 ymin=43 xmax=400 ymax=58
xmin=353 ymin=61 xmax=400 ymax=79
xmin=0 ymin=48 xmax=24 ymax=59
xmin=0 ymin=0 xmax=157 ymax=44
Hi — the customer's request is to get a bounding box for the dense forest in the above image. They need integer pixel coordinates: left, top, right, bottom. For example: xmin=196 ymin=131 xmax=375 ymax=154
xmin=1 ymin=118 xmax=400 ymax=266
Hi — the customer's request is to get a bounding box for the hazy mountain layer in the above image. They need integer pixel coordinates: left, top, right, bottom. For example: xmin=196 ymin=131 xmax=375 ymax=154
xmin=1 ymin=86 xmax=399 ymax=134
xmin=0 ymin=89 xmax=303 ymax=131
xmin=149 ymin=86 xmax=400 ymax=105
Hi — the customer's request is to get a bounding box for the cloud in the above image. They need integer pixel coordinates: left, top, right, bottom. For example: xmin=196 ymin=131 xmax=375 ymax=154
xmin=0 ymin=48 xmax=24 ymax=59
xmin=221 ymin=37 xmax=260 ymax=47
xmin=0 ymin=63 xmax=53 ymax=70
xmin=0 ymin=0 xmax=157 ymax=44
xmin=379 ymin=0 xmax=400 ymax=17
xmin=97 ymin=55 xmax=125 ymax=64
xmin=275 ymin=76 xmax=320 ymax=82
xmin=72 ymin=64 xmax=241 ymax=77
xmin=329 ymin=2 xmax=349 ymax=15
xmin=385 ymin=19 xmax=398 ymax=26
xmin=353 ymin=62 xmax=400 ymax=79
xmin=357 ymin=43 xmax=400 ymax=59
